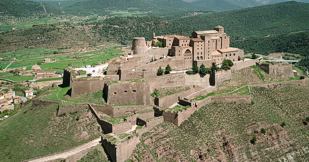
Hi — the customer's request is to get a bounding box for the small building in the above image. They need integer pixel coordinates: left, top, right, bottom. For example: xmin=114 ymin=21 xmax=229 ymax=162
xmin=24 ymin=89 xmax=35 ymax=99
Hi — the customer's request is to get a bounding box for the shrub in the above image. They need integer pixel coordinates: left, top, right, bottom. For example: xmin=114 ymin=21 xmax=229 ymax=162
xmin=186 ymin=71 xmax=196 ymax=75
xmin=221 ymin=59 xmax=233 ymax=70
xmin=210 ymin=63 xmax=216 ymax=86
xmin=151 ymin=89 xmax=160 ymax=98
xmin=199 ymin=64 xmax=210 ymax=77
xmin=154 ymin=41 xmax=164 ymax=47
xmin=192 ymin=62 xmax=199 ymax=74
xmin=260 ymin=128 xmax=266 ymax=134
xmin=280 ymin=122 xmax=286 ymax=127
xmin=252 ymin=53 xmax=258 ymax=59
xmin=157 ymin=67 xmax=164 ymax=76
xmin=165 ymin=64 xmax=172 ymax=74
xmin=250 ymin=136 xmax=257 ymax=145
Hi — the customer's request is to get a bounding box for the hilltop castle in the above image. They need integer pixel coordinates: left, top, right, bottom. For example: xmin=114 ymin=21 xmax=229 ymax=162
xmin=104 ymin=26 xmax=244 ymax=81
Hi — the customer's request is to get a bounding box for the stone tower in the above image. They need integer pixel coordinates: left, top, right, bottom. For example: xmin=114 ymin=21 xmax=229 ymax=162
xmin=132 ymin=37 xmax=147 ymax=55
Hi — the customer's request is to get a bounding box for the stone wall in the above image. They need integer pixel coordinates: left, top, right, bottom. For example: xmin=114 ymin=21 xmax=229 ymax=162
xmin=148 ymin=73 xmax=185 ymax=91
xmin=148 ymin=47 xmax=169 ymax=59
xmin=186 ymin=86 xmax=217 ymax=100
xmin=100 ymin=120 xmax=132 ymax=134
xmin=164 ymin=95 xmax=252 ymax=126
xmin=184 ymin=74 xmax=210 ymax=88
xmin=112 ymin=105 xmax=153 ymax=118
xmin=71 ymin=77 xmax=105 ymax=97
xmin=154 ymin=88 xmax=197 ymax=109
xmin=259 ymin=63 xmax=294 ymax=79
xmin=57 ymin=103 xmax=88 ymax=116
xmin=32 ymin=99 xmax=58 ymax=108
xmin=231 ymin=59 xmax=257 ymax=72
xmin=211 ymin=95 xmax=252 ymax=104
xmin=119 ymin=69 xmax=144 ymax=81
xmin=216 ymin=70 xmax=232 ymax=86
xmin=102 ymin=135 xmax=140 ymax=162
xmin=253 ymin=78 xmax=309 ymax=89
xmin=104 ymin=81 xmax=151 ymax=106
xmin=136 ymin=117 xmax=164 ymax=136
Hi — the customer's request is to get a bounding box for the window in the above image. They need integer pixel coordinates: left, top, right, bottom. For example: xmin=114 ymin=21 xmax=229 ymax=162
xmin=132 ymin=90 xmax=137 ymax=93
xmin=113 ymin=92 xmax=117 ymax=95
xmin=234 ymin=53 xmax=236 ymax=56
xmin=124 ymin=90 xmax=128 ymax=93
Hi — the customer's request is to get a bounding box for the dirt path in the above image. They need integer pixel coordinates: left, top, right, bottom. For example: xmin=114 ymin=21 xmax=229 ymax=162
xmin=27 ymin=138 xmax=101 ymax=162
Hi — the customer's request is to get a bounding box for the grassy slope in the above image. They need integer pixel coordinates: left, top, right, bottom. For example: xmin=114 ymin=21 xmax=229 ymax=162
xmin=131 ymin=85 xmax=309 ymax=161
xmin=78 ymin=146 xmax=109 ymax=162
xmin=0 ymin=103 xmax=101 ymax=162
xmin=168 ymin=86 xmax=309 ymax=160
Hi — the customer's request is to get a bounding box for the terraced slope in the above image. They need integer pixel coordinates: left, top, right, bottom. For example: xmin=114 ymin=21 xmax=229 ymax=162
xmin=130 ymin=85 xmax=309 ymax=161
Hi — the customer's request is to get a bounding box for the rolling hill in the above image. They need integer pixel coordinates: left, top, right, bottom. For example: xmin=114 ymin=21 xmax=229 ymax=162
xmin=0 ymin=0 xmax=44 ymax=16
xmin=55 ymin=0 xmax=309 ymax=15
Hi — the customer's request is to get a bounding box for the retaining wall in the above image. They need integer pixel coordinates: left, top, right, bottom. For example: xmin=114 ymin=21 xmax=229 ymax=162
xmin=164 ymin=95 xmax=252 ymax=126
xmin=57 ymin=103 xmax=88 ymax=116
xmin=154 ymin=88 xmax=197 ymax=109
xmin=216 ymin=70 xmax=232 ymax=86
xmin=231 ymin=59 xmax=257 ymax=72
xmin=253 ymin=78 xmax=309 ymax=89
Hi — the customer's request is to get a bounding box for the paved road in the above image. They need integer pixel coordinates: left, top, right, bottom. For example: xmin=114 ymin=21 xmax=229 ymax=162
xmin=28 ymin=138 xmax=101 ymax=162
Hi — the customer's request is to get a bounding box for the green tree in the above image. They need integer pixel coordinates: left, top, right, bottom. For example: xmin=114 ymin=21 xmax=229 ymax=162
xmin=210 ymin=63 xmax=216 ymax=86
xmin=155 ymin=41 xmax=163 ymax=47
xmin=252 ymin=53 xmax=258 ymax=59
xmin=165 ymin=64 xmax=172 ymax=74
xmin=221 ymin=59 xmax=233 ymax=70
xmin=157 ymin=66 xmax=164 ymax=76
xmin=192 ymin=62 xmax=199 ymax=74
xmin=199 ymin=64 xmax=208 ymax=77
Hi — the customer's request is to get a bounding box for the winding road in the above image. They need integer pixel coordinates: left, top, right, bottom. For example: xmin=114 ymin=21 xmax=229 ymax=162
xmin=27 ymin=138 xmax=101 ymax=162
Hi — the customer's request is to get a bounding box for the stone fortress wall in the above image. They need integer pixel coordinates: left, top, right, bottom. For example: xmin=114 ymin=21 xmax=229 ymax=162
xmin=71 ymin=77 xmax=105 ymax=97
xmin=231 ymin=59 xmax=258 ymax=72
xmin=103 ymin=81 xmax=151 ymax=106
